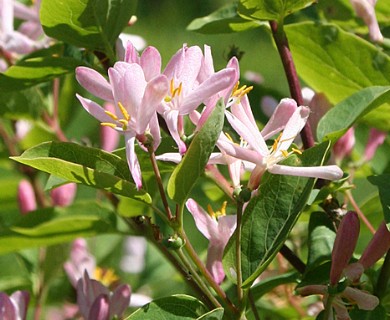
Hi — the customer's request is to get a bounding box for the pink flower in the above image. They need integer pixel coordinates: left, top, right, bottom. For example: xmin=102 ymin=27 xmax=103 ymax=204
xmin=0 ymin=290 xmax=29 ymax=320
xmin=76 ymin=56 xmax=169 ymax=189
xmin=186 ymin=199 xmax=236 ymax=284
xmin=350 ymin=0 xmax=383 ymax=42
xmin=364 ymin=128 xmax=386 ymax=161
xmin=77 ymin=272 xmax=131 ymax=320
xmin=333 ymin=127 xmax=355 ymax=162
xmin=17 ymin=179 xmax=36 ymax=214
xmin=50 ymin=183 xmax=77 ymax=207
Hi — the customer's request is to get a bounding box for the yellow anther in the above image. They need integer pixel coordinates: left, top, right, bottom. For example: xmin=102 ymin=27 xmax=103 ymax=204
xmin=164 ymin=96 xmax=172 ymax=102
xmin=232 ymin=82 xmax=254 ymax=98
xmin=292 ymin=148 xmax=302 ymax=155
xmin=225 ymin=132 xmax=234 ymax=142
xmin=241 ymin=85 xmax=253 ymax=96
xmin=232 ymin=81 xmax=239 ymax=94
xmin=118 ymin=102 xmax=130 ymax=121
xmin=207 ymin=204 xmax=216 ymax=218
xmin=281 ymin=150 xmax=289 ymax=157
xmin=119 ymin=119 xmax=128 ymax=130
xmin=104 ymin=110 xmax=118 ymax=121
xmin=177 ymin=82 xmax=183 ymax=96
xmin=207 ymin=201 xmax=228 ymax=219
xmin=94 ymin=267 xmax=119 ymax=287
xmin=272 ymin=133 xmax=282 ymax=152
xmin=170 ymin=78 xmax=175 ymax=95
xmin=101 ymin=122 xmax=117 ymax=128
xmin=219 ymin=201 xmax=227 ymax=216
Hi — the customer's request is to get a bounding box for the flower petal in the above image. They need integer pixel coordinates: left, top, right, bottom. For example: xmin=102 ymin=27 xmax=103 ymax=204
xmin=125 ymin=133 xmax=142 ymax=190
xmin=109 ymin=284 xmax=131 ymax=319
xmin=342 ymin=287 xmax=379 ymax=310
xmin=140 ymin=46 xmax=162 ymax=81
xmin=186 ymin=199 xmax=218 ymax=240
xmin=76 ymin=67 xmax=114 ymax=101
xmin=268 ymin=164 xmax=343 ymax=180
xmin=76 ymin=95 xmax=115 ymax=124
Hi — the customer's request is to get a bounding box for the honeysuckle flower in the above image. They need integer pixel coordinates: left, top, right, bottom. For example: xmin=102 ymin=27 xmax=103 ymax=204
xmin=297 ymin=285 xmax=379 ymax=320
xmin=333 ymin=128 xmax=355 ymax=162
xmin=329 ymin=211 xmax=360 ymax=286
xmin=17 ymin=179 xmax=36 ymax=214
xmin=219 ymin=98 xmax=343 ymax=189
xmin=364 ymin=128 xmax=386 ymax=161
xmin=76 ymin=62 xmax=169 ymax=189
xmin=0 ymin=290 xmax=29 ymax=320
xmin=350 ymin=0 xmax=383 ymax=42
xmin=120 ymin=236 xmax=147 ymax=274
xmin=157 ymin=44 xmax=237 ymax=154
xmin=50 ymin=183 xmax=77 ymax=207
xmin=116 ymin=34 xmax=146 ymax=61
xmin=186 ymin=198 xmax=236 ymax=284
xmin=77 ymin=271 xmax=131 ymax=320
xmin=64 ymin=238 xmax=96 ymax=288
xmin=0 ymin=0 xmax=48 ymax=56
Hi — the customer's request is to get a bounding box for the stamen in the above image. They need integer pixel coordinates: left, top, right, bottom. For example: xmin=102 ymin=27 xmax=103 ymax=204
xmin=272 ymin=133 xmax=282 ymax=152
xmin=220 ymin=201 xmax=227 ymax=216
xmin=170 ymin=78 xmax=175 ymax=95
xmin=225 ymin=132 xmax=234 ymax=142
xmin=101 ymin=122 xmax=117 ymax=128
xmin=164 ymin=96 xmax=172 ymax=102
xmin=207 ymin=204 xmax=216 ymax=218
xmin=118 ymin=102 xmax=130 ymax=121
xmin=281 ymin=150 xmax=289 ymax=157
xmin=104 ymin=110 xmax=118 ymax=121
xmin=119 ymin=119 xmax=128 ymax=130
xmin=292 ymin=148 xmax=302 ymax=155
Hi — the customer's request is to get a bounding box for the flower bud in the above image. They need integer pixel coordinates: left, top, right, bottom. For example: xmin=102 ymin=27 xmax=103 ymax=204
xmin=364 ymin=128 xmax=386 ymax=161
xmin=330 ymin=211 xmax=360 ymax=286
xmin=51 ymin=183 xmax=77 ymax=207
xmin=359 ymin=221 xmax=390 ymax=270
xmin=333 ymin=127 xmax=355 ymax=161
xmin=17 ymin=179 xmax=37 ymax=214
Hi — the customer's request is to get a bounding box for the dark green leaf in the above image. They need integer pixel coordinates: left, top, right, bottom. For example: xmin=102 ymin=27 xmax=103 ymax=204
xmin=0 ymin=57 xmax=82 ymax=91
xmin=11 ymin=141 xmax=151 ymax=203
xmin=223 ymin=142 xmax=331 ymax=288
xmin=167 ymin=99 xmax=225 ymax=204
xmin=187 ymin=2 xmax=262 ymax=34
xmin=317 ymin=86 xmax=390 ymax=142
xmin=0 ymin=202 xmax=116 ymax=254
xmin=238 ymin=0 xmax=316 ymax=21
xmin=128 ymin=294 xmax=208 ymax=319
xmin=367 ymin=175 xmax=390 ymax=226
xmin=41 ymin=0 xmax=138 ymax=54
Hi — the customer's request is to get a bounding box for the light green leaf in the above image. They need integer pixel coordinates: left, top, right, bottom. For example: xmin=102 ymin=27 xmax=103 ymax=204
xmin=187 ymin=2 xmax=262 ymax=34
xmin=11 ymin=141 xmax=151 ymax=203
xmin=0 ymin=202 xmax=116 ymax=254
xmin=286 ymin=22 xmax=390 ymax=105
xmin=40 ymin=0 xmax=138 ymax=54
xmin=128 ymin=294 xmax=208 ymax=319
xmin=0 ymin=57 xmax=82 ymax=91
xmin=223 ymin=142 xmax=331 ymax=288
xmin=167 ymin=99 xmax=225 ymax=204
xmin=238 ymin=0 xmax=316 ymax=21
xmin=317 ymin=86 xmax=390 ymax=142
xmin=367 ymin=175 xmax=390 ymax=226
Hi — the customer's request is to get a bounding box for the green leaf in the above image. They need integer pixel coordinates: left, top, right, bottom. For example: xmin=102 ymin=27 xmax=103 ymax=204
xmin=167 ymin=99 xmax=225 ymax=204
xmin=286 ymin=22 xmax=390 ymax=105
xmin=223 ymin=142 xmax=331 ymax=288
xmin=0 ymin=202 xmax=116 ymax=254
xmin=196 ymin=308 xmax=224 ymax=320
xmin=128 ymin=294 xmax=208 ymax=319
xmin=306 ymin=211 xmax=335 ymax=271
xmin=11 ymin=141 xmax=151 ymax=204
xmin=0 ymin=254 xmax=32 ymax=291
xmin=317 ymin=86 xmax=390 ymax=142
xmin=40 ymin=0 xmax=138 ymax=54
xmin=0 ymin=57 xmax=82 ymax=91
xmin=187 ymin=2 xmax=262 ymax=34
xmin=238 ymin=0 xmax=316 ymax=21
xmin=367 ymin=175 xmax=390 ymax=226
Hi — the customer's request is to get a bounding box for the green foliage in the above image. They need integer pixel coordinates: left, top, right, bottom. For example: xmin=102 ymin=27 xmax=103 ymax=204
xmin=367 ymin=175 xmax=390 ymax=226
xmin=223 ymin=142 xmax=331 ymax=288
xmin=187 ymin=2 xmax=262 ymax=34
xmin=11 ymin=141 xmax=151 ymax=203
xmin=128 ymin=294 xmax=209 ymax=319
xmin=167 ymin=99 xmax=225 ymax=204
xmin=40 ymin=0 xmax=138 ymax=56
xmin=317 ymin=86 xmax=390 ymax=142
xmin=238 ymin=0 xmax=316 ymax=22
xmin=0 ymin=202 xmax=116 ymax=254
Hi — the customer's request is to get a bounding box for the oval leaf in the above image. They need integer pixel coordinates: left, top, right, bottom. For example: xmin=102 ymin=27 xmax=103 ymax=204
xmin=11 ymin=141 xmax=151 ymax=203
xmin=223 ymin=141 xmax=331 ymax=288
xmin=167 ymin=99 xmax=225 ymax=204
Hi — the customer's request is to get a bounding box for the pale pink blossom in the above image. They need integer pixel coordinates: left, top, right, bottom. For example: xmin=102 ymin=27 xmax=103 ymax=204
xmin=50 ymin=183 xmax=77 ymax=207
xmin=17 ymin=179 xmax=36 ymax=214
xmin=364 ymin=128 xmax=386 ymax=161
xmin=350 ymin=0 xmax=383 ymax=42
xmin=333 ymin=127 xmax=355 ymax=162
xmin=0 ymin=290 xmax=29 ymax=320
xmin=186 ymin=198 xmax=236 ymax=284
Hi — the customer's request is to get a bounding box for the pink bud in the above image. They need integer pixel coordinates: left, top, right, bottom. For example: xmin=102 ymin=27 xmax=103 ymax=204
xmin=109 ymin=284 xmax=131 ymax=319
xmin=101 ymin=103 xmax=120 ymax=152
xmin=88 ymin=295 xmax=110 ymax=320
xmin=359 ymin=221 xmax=390 ymax=270
xmin=330 ymin=211 xmax=360 ymax=286
xmin=364 ymin=128 xmax=386 ymax=161
xmin=50 ymin=183 xmax=77 ymax=207
xmin=17 ymin=179 xmax=37 ymax=214
xmin=333 ymin=127 xmax=355 ymax=161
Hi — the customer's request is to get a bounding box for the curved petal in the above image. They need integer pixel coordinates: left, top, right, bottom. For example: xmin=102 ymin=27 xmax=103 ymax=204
xmin=156 ymin=152 xmax=182 ymax=163
xmin=140 ymin=46 xmax=162 ymax=81
xmin=0 ymin=293 xmax=16 ymax=320
xmin=125 ymin=133 xmax=142 ymax=190
xmin=88 ymin=295 xmax=109 ymax=320
xmin=164 ymin=109 xmax=186 ymax=154
xmin=124 ymin=41 xmax=140 ymax=64
xmin=231 ymin=94 xmax=257 ymax=133
xmin=261 ymin=98 xmax=298 ymax=140
xmin=177 ymin=46 xmax=203 ymax=92
xmin=342 ymin=287 xmax=379 ymax=310
xmin=186 ymin=199 xmax=218 ymax=240
xmin=109 ymin=284 xmax=131 ymax=319
xmin=268 ymin=164 xmax=343 ymax=180
xmin=76 ymin=95 xmax=115 ymax=124
xmin=206 ymin=243 xmax=226 ymax=285
xmin=76 ymin=67 xmax=114 ymax=101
